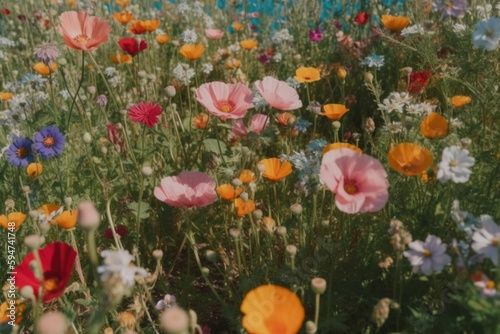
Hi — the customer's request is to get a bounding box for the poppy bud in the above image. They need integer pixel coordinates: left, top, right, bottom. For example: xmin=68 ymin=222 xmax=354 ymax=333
xmin=77 ymin=201 xmax=101 ymax=230
xmin=311 ymin=277 xmax=327 ymax=294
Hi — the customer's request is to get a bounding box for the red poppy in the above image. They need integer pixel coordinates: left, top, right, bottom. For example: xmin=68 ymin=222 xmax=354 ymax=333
xmin=354 ymin=12 xmax=370 ymax=25
xmin=118 ymin=37 xmax=147 ymax=57
xmin=128 ymin=101 xmax=163 ymax=128
xmin=14 ymin=242 xmax=76 ymax=302
xmin=103 ymin=225 xmax=128 ymax=240
xmin=408 ymin=71 xmax=432 ymax=94
xmin=2 ymin=8 xmax=11 ymax=15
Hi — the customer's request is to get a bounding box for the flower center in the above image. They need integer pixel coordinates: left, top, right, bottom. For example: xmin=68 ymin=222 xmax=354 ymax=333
xmin=423 ymin=249 xmax=431 ymax=257
xmin=74 ymin=34 xmax=89 ymax=43
xmin=304 ymin=76 xmax=311 ymax=81
xmin=344 ymin=181 xmax=358 ymax=195
xmin=486 ymin=280 xmax=496 ymax=289
xmin=449 ymin=160 xmax=458 ymax=167
xmin=492 ymin=238 xmax=499 ymax=246
xmin=445 ymin=1 xmax=453 ymax=7
xmin=216 ymin=100 xmax=234 ymax=113
xmin=43 ymin=136 xmax=55 ymax=147
xmin=16 ymin=147 xmax=28 ymax=158
xmin=485 ymin=29 xmax=493 ymax=37
xmin=43 ymin=278 xmax=59 ymax=292
xmin=402 ymin=164 xmax=415 ymax=172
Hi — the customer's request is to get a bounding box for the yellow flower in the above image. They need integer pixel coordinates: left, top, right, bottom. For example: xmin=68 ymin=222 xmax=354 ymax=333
xmin=451 ymin=95 xmax=472 ymax=108
xmin=239 ymin=170 xmax=256 ymax=183
xmin=0 ymin=300 xmax=26 ymax=325
xmin=294 ymin=67 xmax=321 ymax=83
xmin=232 ymin=22 xmax=244 ymax=31
xmin=0 ymin=92 xmax=13 ymax=101
xmin=321 ymin=104 xmax=349 ymax=120
xmin=27 ymin=162 xmax=43 ymax=179
xmin=33 ymin=62 xmax=57 ymax=75
xmin=240 ymin=39 xmax=258 ymax=50
xmin=179 ymin=44 xmax=206 ymax=61
xmin=225 ymin=58 xmax=241 ymax=69
xmin=388 ymin=143 xmax=433 ymax=176
xmin=0 ymin=212 xmax=27 ymax=230
xmin=155 ymin=34 xmax=170 ymax=44
xmin=381 ymin=15 xmax=410 ymax=32
xmin=38 ymin=204 xmax=62 ymax=223
xmin=337 ymin=67 xmax=347 ymax=80
xmin=217 ymin=184 xmax=243 ymax=201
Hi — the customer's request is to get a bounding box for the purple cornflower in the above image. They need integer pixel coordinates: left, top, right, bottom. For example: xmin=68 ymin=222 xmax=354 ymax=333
xmin=33 ymin=125 xmax=65 ymax=158
xmin=433 ymin=0 xmax=467 ymax=18
xmin=309 ymin=26 xmax=323 ymax=42
xmin=33 ymin=42 xmax=60 ymax=65
xmin=96 ymin=94 xmax=108 ymax=108
xmin=6 ymin=136 xmax=34 ymax=167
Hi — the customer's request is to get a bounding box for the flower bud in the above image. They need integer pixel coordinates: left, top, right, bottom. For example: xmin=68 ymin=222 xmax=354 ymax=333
xmin=87 ymin=86 xmax=96 ymax=94
xmin=239 ymin=192 xmax=249 ymax=201
xmin=83 ymin=132 xmax=92 ymax=143
xmin=290 ymin=203 xmax=303 ymax=215
xmin=232 ymin=178 xmax=243 ymax=187
xmin=22 ymin=186 xmax=31 ymax=194
xmin=261 ymin=216 xmax=276 ymax=233
xmin=276 ymin=226 xmax=287 ymax=237
xmin=118 ymin=311 xmax=137 ymax=329
xmin=311 ymin=277 xmax=327 ymax=294
xmin=37 ymin=311 xmax=68 ymax=334
xmin=337 ymin=67 xmax=347 ymax=80
xmin=201 ymin=267 xmax=210 ymax=275
xmin=286 ymin=245 xmax=297 ymax=257
xmin=64 ymin=197 xmax=72 ymax=207
xmin=332 ymin=121 xmax=341 ymax=130
xmin=101 ymin=146 xmax=108 ymax=155
xmin=24 ymin=234 xmax=43 ymax=250
xmin=188 ymin=309 xmax=198 ymax=333
xmin=160 ymin=307 xmax=190 ymax=334
xmin=364 ymin=71 xmax=373 ymax=83
xmin=142 ymin=165 xmax=153 ymax=176
xmin=205 ymin=250 xmax=217 ymax=262
xmin=77 ymin=201 xmax=101 ymax=230
xmin=20 ymin=286 xmax=35 ymax=301
xmin=364 ymin=117 xmax=375 ymax=133
xmin=252 ymin=209 xmax=263 ymax=220
xmin=229 ymin=228 xmax=240 ymax=239
xmin=305 ymin=321 xmax=317 ymax=334
xmin=460 ymin=137 xmax=472 ymax=149
xmin=153 ymin=250 xmax=163 ymax=260
xmin=165 ymin=85 xmax=176 ymax=97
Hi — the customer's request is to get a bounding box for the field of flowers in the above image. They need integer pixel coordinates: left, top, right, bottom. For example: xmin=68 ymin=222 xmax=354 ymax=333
xmin=0 ymin=0 xmax=499 ymax=333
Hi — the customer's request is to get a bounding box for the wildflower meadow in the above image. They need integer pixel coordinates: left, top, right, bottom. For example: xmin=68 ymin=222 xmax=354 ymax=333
xmin=1 ymin=0 xmax=500 ymax=333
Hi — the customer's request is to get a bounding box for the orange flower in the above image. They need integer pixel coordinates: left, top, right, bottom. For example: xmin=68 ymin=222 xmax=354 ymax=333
xmin=129 ymin=20 xmax=146 ymax=34
xmin=294 ymin=67 xmax=321 ymax=83
xmin=323 ymin=142 xmax=362 ymax=155
xmin=0 ymin=212 xmax=27 ymax=230
xmin=113 ymin=12 xmax=133 ymax=25
xmin=388 ymin=143 xmax=433 ymax=176
xmin=0 ymin=300 xmax=26 ymax=325
xmin=156 ymin=34 xmax=170 ymax=44
xmin=225 ymin=58 xmax=241 ymax=69
xmin=33 ymin=62 xmax=57 ymax=75
xmin=241 ymin=285 xmax=305 ymax=334
xmin=239 ymin=170 xmax=256 ymax=183
xmin=115 ymin=0 xmax=130 ymax=8
xmin=55 ymin=210 xmax=78 ymax=230
xmin=420 ymin=112 xmax=448 ymax=139
xmin=234 ymin=198 xmax=255 ymax=216
xmin=27 ymin=162 xmax=43 ymax=179
xmin=0 ymin=92 xmax=13 ymax=101
xmin=193 ymin=112 xmax=209 ymax=129
xmin=110 ymin=51 xmax=133 ymax=64
xmin=217 ymin=184 xmax=243 ymax=201
xmin=259 ymin=158 xmax=292 ymax=181
xmin=142 ymin=19 xmax=160 ymax=32
xmin=451 ymin=95 xmax=472 ymax=108
xmin=321 ymin=104 xmax=349 ymax=120
xmin=421 ymin=166 xmax=437 ymax=183
xmin=381 ymin=15 xmax=410 ymax=32
xmin=179 ymin=44 xmax=205 ymax=61
xmin=38 ymin=204 xmax=62 ymax=223
xmin=240 ymin=39 xmax=258 ymax=50
xmin=232 ymin=22 xmax=244 ymax=31
xmin=275 ymin=112 xmax=294 ymax=126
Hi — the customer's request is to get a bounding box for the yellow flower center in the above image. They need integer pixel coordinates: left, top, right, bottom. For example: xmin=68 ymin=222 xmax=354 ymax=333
xmin=486 ymin=280 xmax=496 ymax=289
xmin=449 ymin=160 xmax=458 ymax=167
xmin=217 ymin=100 xmax=234 ymax=113
xmin=16 ymin=147 xmax=28 ymax=158
xmin=423 ymin=249 xmax=431 ymax=257
xmin=43 ymin=136 xmax=55 ymax=147
xmin=445 ymin=1 xmax=453 ymax=7
xmin=43 ymin=278 xmax=59 ymax=292
xmin=492 ymin=238 xmax=499 ymax=246
xmin=344 ymin=182 xmax=358 ymax=195
xmin=486 ymin=29 xmax=493 ymax=37
xmin=74 ymin=34 xmax=89 ymax=43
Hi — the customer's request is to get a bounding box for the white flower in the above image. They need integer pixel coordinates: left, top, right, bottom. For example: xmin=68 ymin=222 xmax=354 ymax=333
xmin=272 ymin=52 xmax=282 ymax=62
xmin=271 ymin=29 xmax=294 ymax=43
xmin=98 ymin=249 xmax=148 ymax=287
xmin=452 ymin=23 xmax=467 ymax=35
xmin=437 ymin=146 xmax=475 ymax=183
xmin=176 ymin=3 xmax=190 ymax=15
xmin=472 ymin=17 xmax=500 ymax=51
xmin=472 ymin=216 xmax=500 ymax=265
xmin=181 ymin=29 xmax=198 ymax=44
xmin=382 ymin=121 xmax=405 ymax=134
xmin=173 ymin=63 xmax=195 ymax=86
xmin=401 ymin=24 xmax=425 ymax=36
xmin=403 ymin=235 xmax=451 ymax=276
xmin=388 ymin=91 xmax=412 ymax=104
xmin=201 ymin=63 xmax=213 ymax=74
xmin=104 ymin=67 xmax=117 ymax=77
xmin=378 ymin=98 xmax=405 ymax=113
xmin=0 ymin=36 xmax=16 ymax=47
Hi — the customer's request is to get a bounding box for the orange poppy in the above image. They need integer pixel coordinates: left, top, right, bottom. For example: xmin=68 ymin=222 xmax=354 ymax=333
xmin=240 ymin=39 xmax=258 ymax=50
xmin=142 ymin=19 xmax=160 ymax=32
xmin=321 ymin=104 xmax=349 ymax=120
xmin=27 ymin=162 xmax=43 ymax=179
xmin=179 ymin=44 xmax=206 ymax=61
xmin=193 ymin=112 xmax=209 ymax=129
xmin=113 ymin=12 xmax=133 ymax=25
xmin=388 ymin=143 xmax=433 ymax=176
xmin=55 ymin=210 xmax=78 ymax=230
xmin=381 ymin=15 xmax=410 ymax=32
xmin=322 ymin=142 xmax=362 ymax=155
xmin=420 ymin=112 xmax=448 ymax=139
xmin=451 ymin=96 xmax=472 ymax=108
xmin=234 ymin=198 xmax=255 ymax=216
xmin=294 ymin=67 xmax=321 ymax=83
xmin=259 ymin=158 xmax=292 ymax=181
xmin=275 ymin=112 xmax=294 ymax=126
xmin=217 ymin=184 xmax=243 ymax=201
xmin=115 ymin=0 xmax=130 ymax=8
xmin=33 ymin=62 xmax=57 ymax=75
xmin=38 ymin=204 xmax=62 ymax=223
xmin=129 ymin=20 xmax=146 ymax=34
xmin=239 ymin=170 xmax=256 ymax=183
xmin=0 ymin=212 xmax=27 ymax=230
xmin=240 ymin=285 xmax=305 ymax=334
xmin=156 ymin=34 xmax=170 ymax=44
xmin=0 ymin=92 xmax=13 ymax=101
xmin=110 ymin=51 xmax=133 ymax=64
xmin=232 ymin=22 xmax=244 ymax=31
xmin=0 ymin=300 xmax=26 ymax=325
xmin=225 ymin=58 xmax=241 ymax=70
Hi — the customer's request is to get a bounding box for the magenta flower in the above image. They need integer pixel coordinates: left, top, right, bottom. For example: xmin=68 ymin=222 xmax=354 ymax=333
xmin=232 ymin=113 xmax=269 ymax=136
xmin=319 ymin=148 xmax=389 ymax=214
xmin=254 ymin=76 xmax=302 ymax=111
xmin=128 ymin=102 xmax=163 ymax=128
xmin=154 ymin=172 xmax=217 ymax=208
xmin=308 ymin=26 xmax=323 ymax=42
xmin=196 ymin=82 xmax=254 ymax=120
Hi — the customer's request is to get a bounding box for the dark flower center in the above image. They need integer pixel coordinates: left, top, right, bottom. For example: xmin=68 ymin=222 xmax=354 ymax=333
xmin=43 ymin=136 xmax=55 ymax=147
xmin=16 ymin=147 xmax=28 ymax=158
xmin=344 ymin=181 xmax=358 ymax=195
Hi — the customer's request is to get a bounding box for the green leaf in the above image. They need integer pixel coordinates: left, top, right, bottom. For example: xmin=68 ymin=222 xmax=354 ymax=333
xmin=203 ymin=138 xmax=228 ymax=155
xmin=74 ymin=298 xmax=92 ymax=307
xmin=128 ymin=201 xmax=150 ymax=219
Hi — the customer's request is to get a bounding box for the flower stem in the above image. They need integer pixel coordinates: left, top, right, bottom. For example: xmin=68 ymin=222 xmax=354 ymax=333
xmin=66 ymin=51 xmax=85 ymax=131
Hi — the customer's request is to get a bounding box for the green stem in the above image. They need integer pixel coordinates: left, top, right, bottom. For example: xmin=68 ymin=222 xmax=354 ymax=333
xmin=66 ymin=51 xmax=85 ymax=131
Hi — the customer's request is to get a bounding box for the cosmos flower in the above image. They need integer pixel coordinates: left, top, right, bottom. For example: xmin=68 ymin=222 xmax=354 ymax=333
xmin=436 ymin=146 xmax=475 ymax=183
xmin=403 ymin=235 xmax=451 ymax=276
xmin=6 ymin=136 xmax=34 ymax=167
xmin=33 ymin=125 xmax=65 ymax=158
xmin=98 ymin=249 xmax=148 ymax=287
xmin=472 ymin=216 xmax=500 ymax=265
xmin=433 ymin=0 xmax=467 ymax=17
xmin=128 ymin=102 xmax=163 ymax=128
xmin=472 ymin=17 xmax=500 ymax=51
xmin=33 ymin=42 xmax=60 ymax=65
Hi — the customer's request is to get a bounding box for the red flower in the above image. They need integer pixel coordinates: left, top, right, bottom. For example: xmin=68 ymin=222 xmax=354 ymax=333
xmin=118 ymin=37 xmax=147 ymax=56
xmin=2 ymin=8 xmax=11 ymax=15
xmin=14 ymin=242 xmax=76 ymax=302
xmin=354 ymin=12 xmax=370 ymax=25
xmin=103 ymin=224 xmax=128 ymax=240
xmin=408 ymin=71 xmax=432 ymax=94
xmin=128 ymin=102 xmax=163 ymax=128
xmin=106 ymin=123 xmax=124 ymax=150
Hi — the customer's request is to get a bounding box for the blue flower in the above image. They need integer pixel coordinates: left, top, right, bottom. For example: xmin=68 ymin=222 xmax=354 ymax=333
xmin=6 ymin=136 xmax=34 ymax=167
xmin=361 ymin=54 xmax=385 ymax=68
xmin=33 ymin=125 xmax=65 ymax=158
xmin=472 ymin=17 xmax=500 ymax=51
xmin=294 ymin=118 xmax=312 ymax=133
xmin=307 ymin=139 xmax=327 ymax=153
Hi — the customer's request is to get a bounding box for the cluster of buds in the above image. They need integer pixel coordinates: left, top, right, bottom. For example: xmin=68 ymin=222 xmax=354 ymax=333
xmin=388 ymin=219 xmax=412 ymax=251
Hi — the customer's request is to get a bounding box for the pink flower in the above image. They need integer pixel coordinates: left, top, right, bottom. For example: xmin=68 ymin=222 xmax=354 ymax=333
xmin=309 ymin=26 xmax=323 ymax=42
xmin=232 ymin=113 xmax=269 ymax=136
xmin=205 ymin=29 xmax=224 ymax=39
xmin=319 ymin=148 xmax=389 ymax=214
xmin=154 ymin=172 xmax=217 ymax=208
xmin=196 ymin=82 xmax=253 ymax=121
xmin=58 ymin=11 xmax=111 ymax=51
xmin=128 ymin=102 xmax=163 ymax=128
xmin=254 ymin=76 xmax=302 ymax=111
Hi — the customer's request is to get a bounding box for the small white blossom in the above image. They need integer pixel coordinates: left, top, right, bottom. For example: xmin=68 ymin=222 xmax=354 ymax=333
xmin=452 ymin=23 xmax=467 ymax=35
xmin=173 ymin=63 xmax=195 ymax=86
xmin=104 ymin=67 xmax=117 ymax=77
xmin=401 ymin=24 xmax=425 ymax=36
xmin=403 ymin=235 xmax=451 ymax=276
xmin=201 ymin=63 xmax=213 ymax=74
xmin=378 ymin=98 xmax=405 ymax=113
xmin=181 ymin=29 xmax=198 ymax=44
xmin=472 ymin=216 xmax=500 ymax=265
xmin=437 ymin=146 xmax=475 ymax=183
xmin=98 ymin=249 xmax=148 ymax=287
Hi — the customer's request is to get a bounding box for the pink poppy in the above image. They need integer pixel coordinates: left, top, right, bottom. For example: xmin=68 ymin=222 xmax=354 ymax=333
xmin=254 ymin=76 xmax=302 ymax=111
xmin=196 ymin=82 xmax=253 ymax=120
xmin=154 ymin=171 xmax=217 ymax=208
xmin=319 ymin=148 xmax=389 ymax=214
xmin=205 ymin=29 xmax=224 ymax=39
xmin=232 ymin=113 xmax=269 ymax=136
xmin=58 ymin=11 xmax=111 ymax=51
xmin=128 ymin=102 xmax=163 ymax=128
